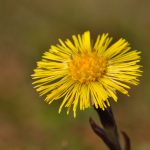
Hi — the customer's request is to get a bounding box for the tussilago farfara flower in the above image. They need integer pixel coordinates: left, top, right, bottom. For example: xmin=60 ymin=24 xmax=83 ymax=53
xmin=32 ymin=31 xmax=142 ymax=117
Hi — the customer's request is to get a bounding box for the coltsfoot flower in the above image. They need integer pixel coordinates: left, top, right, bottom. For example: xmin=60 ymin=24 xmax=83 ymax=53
xmin=32 ymin=31 xmax=142 ymax=117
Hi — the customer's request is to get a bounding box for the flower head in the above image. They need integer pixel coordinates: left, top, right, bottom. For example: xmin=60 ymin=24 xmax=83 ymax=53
xmin=32 ymin=31 xmax=142 ymax=117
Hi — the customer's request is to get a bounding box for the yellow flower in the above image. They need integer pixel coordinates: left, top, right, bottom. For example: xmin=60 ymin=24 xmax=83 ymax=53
xmin=32 ymin=31 xmax=142 ymax=117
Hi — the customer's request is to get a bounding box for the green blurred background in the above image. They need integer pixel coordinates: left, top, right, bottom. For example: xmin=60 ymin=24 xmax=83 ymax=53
xmin=0 ymin=0 xmax=150 ymax=149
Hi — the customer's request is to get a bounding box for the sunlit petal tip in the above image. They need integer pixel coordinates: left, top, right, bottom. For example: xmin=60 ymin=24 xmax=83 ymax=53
xmin=58 ymin=108 xmax=61 ymax=114
xmin=67 ymin=111 xmax=70 ymax=115
xmin=73 ymin=111 xmax=77 ymax=118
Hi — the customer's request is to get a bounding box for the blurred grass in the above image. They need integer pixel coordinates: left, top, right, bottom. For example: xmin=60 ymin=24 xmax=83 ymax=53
xmin=0 ymin=0 xmax=150 ymax=149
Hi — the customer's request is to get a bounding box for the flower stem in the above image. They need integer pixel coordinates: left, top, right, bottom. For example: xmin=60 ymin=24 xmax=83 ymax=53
xmin=89 ymin=106 xmax=131 ymax=150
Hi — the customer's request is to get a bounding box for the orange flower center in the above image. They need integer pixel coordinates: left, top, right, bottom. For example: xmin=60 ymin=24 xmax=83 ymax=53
xmin=68 ymin=53 xmax=107 ymax=83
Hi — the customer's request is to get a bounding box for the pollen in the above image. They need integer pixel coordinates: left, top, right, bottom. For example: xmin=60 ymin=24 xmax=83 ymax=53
xmin=68 ymin=53 xmax=107 ymax=83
